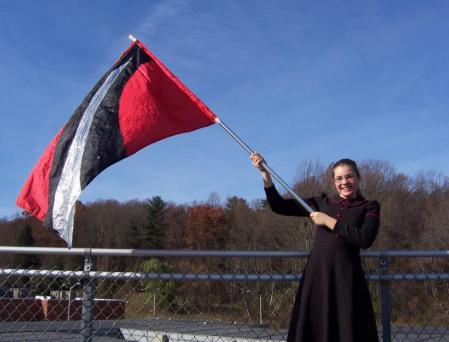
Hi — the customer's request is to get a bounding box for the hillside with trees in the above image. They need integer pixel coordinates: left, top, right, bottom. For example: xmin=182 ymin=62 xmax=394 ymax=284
xmin=1 ymin=159 xmax=448 ymax=327
xmin=2 ymin=159 xmax=448 ymax=255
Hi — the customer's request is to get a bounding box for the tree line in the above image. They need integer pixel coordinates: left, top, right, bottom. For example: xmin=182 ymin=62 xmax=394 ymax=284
xmin=1 ymin=158 xmax=449 ymax=260
xmin=0 ymin=158 xmax=448 ymax=326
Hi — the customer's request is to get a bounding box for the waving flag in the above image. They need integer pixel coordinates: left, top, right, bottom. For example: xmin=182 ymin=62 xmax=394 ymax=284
xmin=16 ymin=39 xmax=217 ymax=247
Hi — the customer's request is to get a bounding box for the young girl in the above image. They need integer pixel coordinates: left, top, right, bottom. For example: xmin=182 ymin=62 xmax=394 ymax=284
xmin=251 ymin=153 xmax=380 ymax=342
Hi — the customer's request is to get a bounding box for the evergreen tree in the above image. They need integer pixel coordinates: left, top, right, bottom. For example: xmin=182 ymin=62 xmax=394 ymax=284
xmin=142 ymin=196 xmax=166 ymax=249
xmin=140 ymin=258 xmax=176 ymax=309
xmin=13 ymin=222 xmax=40 ymax=268
xmin=225 ymin=196 xmax=250 ymax=215
xmin=124 ymin=220 xmax=142 ymax=249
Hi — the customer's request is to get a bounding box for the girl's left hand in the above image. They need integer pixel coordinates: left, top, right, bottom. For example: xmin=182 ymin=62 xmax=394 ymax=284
xmin=310 ymin=212 xmax=337 ymax=230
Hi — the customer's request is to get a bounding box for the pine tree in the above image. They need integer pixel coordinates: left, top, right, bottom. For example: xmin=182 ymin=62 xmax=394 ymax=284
xmin=140 ymin=258 xmax=176 ymax=309
xmin=142 ymin=196 xmax=166 ymax=249
xmin=124 ymin=220 xmax=141 ymax=249
xmin=14 ymin=222 xmax=40 ymax=268
xmin=224 ymin=196 xmax=250 ymax=215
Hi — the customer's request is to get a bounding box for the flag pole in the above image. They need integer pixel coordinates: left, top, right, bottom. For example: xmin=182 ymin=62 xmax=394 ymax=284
xmin=214 ymin=117 xmax=315 ymax=214
xmin=127 ymin=35 xmax=313 ymax=213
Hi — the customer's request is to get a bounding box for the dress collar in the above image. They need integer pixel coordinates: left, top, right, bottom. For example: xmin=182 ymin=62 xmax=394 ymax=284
xmin=330 ymin=193 xmax=366 ymax=207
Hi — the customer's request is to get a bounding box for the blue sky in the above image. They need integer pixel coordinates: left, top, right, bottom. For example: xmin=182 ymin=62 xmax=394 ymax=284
xmin=1 ymin=1 xmax=448 ymax=219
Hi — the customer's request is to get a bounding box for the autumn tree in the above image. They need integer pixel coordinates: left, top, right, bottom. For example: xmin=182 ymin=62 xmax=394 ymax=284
xmin=164 ymin=204 xmax=187 ymax=249
xmin=184 ymin=204 xmax=227 ymax=250
xmin=418 ymin=171 xmax=449 ymax=249
xmin=289 ymin=159 xmax=326 ymax=250
xmin=120 ymin=200 xmax=147 ymax=252
xmin=74 ymin=200 xmax=129 ymax=249
xmin=225 ymin=196 xmax=254 ymax=249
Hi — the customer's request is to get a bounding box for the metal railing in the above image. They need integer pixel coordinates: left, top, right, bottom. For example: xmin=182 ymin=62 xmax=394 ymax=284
xmin=0 ymin=247 xmax=448 ymax=341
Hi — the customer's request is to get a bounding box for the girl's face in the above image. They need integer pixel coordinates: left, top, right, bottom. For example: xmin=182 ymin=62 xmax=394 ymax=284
xmin=333 ymin=165 xmax=360 ymax=199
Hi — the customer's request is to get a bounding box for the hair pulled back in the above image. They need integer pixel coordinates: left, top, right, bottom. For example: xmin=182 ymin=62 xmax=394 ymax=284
xmin=331 ymin=158 xmax=361 ymax=179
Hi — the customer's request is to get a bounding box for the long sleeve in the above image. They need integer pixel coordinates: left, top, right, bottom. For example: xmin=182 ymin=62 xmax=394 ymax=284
xmin=334 ymin=200 xmax=380 ymax=249
xmin=264 ymin=185 xmax=312 ymax=217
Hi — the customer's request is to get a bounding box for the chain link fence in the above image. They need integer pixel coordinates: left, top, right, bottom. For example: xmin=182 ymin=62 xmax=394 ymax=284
xmin=0 ymin=247 xmax=448 ymax=341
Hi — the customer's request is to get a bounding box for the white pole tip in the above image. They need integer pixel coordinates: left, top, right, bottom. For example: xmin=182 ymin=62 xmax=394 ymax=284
xmin=128 ymin=34 xmax=137 ymax=42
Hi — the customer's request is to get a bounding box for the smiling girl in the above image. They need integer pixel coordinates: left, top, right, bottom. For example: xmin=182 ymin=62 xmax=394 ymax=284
xmin=251 ymin=154 xmax=380 ymax=342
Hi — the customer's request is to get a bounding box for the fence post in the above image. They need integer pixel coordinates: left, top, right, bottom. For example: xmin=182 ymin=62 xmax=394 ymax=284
xmin=81 ymin=255 xmax=96 ymax=342
xmin=379 ymin=254 xmax=391 ymax=342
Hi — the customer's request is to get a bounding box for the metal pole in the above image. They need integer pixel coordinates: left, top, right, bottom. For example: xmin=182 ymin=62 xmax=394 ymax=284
xmin=81 ymin=256 xmax=96 ymax=342
xmin=67 ymin=282 xmax=81 ymax=321
xmin=215 ymin=118 xmax=314 ymax=213
xmin=67 ymin=289 xmax=71 ymax=321
xmin=153 ymin=292 xmax=156 ymax=315
xmin=379 ymin=254 xmax=392 ymax=342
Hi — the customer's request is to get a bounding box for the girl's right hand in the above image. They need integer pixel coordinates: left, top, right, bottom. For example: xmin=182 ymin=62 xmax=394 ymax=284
xmin=250 ymin=152 xmax=267 ymax=172
xmin=250 ymin=152 xmax=273 ymax=187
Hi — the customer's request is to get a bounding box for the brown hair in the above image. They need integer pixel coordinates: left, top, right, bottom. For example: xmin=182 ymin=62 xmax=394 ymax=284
xmin=332 ymin=158 xmax=361 ymax=179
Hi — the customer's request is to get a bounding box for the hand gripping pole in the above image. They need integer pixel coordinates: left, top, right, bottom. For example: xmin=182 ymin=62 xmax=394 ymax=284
xmin=215 ymin=117 xmax=314 ymax=214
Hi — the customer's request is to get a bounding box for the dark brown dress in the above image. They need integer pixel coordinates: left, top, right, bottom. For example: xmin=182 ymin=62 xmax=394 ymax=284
xmin=265 ymin=185 xmax=380 ymax=342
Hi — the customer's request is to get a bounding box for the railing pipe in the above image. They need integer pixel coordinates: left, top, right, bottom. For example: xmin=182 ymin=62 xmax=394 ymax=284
xmin=0 ymin=247 xmax=448 ymax=258
xmin=2 ymin=268 xmax=449 ymax=282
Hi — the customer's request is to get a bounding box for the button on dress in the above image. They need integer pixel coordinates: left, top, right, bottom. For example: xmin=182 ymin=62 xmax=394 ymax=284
xmin=265 ymin=186 xmax=380 ymax=342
